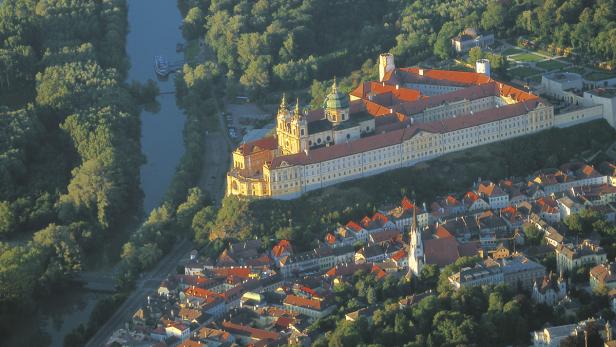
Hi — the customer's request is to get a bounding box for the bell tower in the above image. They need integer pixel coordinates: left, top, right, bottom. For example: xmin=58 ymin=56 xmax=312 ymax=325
xmin=408 ymin=205 xmax=424 ymax=278
xmin=324 ymin=77 xmax=350 ymax=125
xmin=291 ymin=98 xmax=309 ymax=153
xmin=277 ymin=94 xmax=307 ymax=156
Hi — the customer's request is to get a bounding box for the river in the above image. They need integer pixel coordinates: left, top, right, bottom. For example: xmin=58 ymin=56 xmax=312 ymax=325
xmin=40 ymin=1 xmax=187 ymax=345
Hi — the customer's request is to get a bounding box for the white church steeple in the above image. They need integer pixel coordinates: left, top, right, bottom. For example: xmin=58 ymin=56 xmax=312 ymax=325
xmin=408 ymin=204 xmax=423 ymax=277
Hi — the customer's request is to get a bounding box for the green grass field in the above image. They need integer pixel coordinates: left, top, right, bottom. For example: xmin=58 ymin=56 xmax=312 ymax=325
xmin=502 ymin=48 xmax=524 ymax=56
xmin=510 ymin=53 xmax=544 ymax=62
xmin=536 ymin=59 xmax=567 ymax=71
xmin=584 ymin=71 xmax=616 ymax=81
xmin=509 ymin=66 xmax=541 ymax=79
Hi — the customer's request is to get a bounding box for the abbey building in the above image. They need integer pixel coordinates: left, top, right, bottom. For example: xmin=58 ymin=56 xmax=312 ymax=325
xmin=226 ymin=53 xmax=594 ymax=200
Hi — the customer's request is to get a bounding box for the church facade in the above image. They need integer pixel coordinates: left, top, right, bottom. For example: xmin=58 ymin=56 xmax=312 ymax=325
xmin=226 ymin=53 xmax=556 ymax=200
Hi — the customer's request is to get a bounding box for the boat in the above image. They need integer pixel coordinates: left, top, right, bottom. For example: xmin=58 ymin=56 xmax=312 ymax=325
xmin=176 ymin=43 xmax=184 ymax=52
xmin=154 ymin=55 xmax=169 ymax=77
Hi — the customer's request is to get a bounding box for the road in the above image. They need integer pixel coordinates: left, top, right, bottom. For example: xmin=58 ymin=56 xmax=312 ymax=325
xmin=199 ymin=90 xmax=232 ymax=203
xmin=85 ymin=238 xmax=193 ymax=347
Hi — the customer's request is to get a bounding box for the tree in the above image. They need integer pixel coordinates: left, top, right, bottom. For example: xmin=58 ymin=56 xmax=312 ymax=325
xmin=523 ymin=224 xmax=543 ymax=245
xmin=432 ymin=310 xmax=479 ymax=346
xmin=240 ymin=55 xmax=271 ymax=94
xmin=176 ymin=187 xmax=205 ymax=233
xmin=468 ymin=47 xmax=484 ymax=66
xmin=0 ymin=201 xmax=15 ymax=234
xmin=192 ymin=205 xmax=216 ymax=244
xmin=182 ymin=7 xmax=205 ymax=40
xmin=481 ymin=2 xmax=506 ymax=34
xmin=434 ymin=21 xmax=459 ymax=59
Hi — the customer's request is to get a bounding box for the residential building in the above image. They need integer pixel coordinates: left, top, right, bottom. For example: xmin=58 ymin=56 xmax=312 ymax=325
xmin=283 ymin=294 xmax=336 ymax=319
xmin=451 ymin=28 xmax=495 ymax=53
xmin=484 ymin=254 xmax=545 ymax=291
xmin=477 ymin=181 xmax=509 ymax=209
xmin=590 ymin=262 xmax=616 ymax=291
xmin=532 ymin=272 xmax=567 ymax=305
xmin=448 ymin=263 xmax=504 ymax=289
xmin=556 ymin=240 xmax=607 ymax=273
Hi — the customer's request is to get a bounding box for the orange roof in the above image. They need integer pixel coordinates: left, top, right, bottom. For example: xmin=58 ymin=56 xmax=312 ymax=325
xmin=391 ymin=249 xmax=407 ymax=261
xmin=237 ymin=136 xmax=277 ymax=155
xmin=372 ymin=212 xmax=389 ymax=224
xmin=401 ymin=196 xmax=415 ymax=210
xmin=222 ymin=321 xmax=279 ymax=341
xmin=185 ymin=286 xmax=219 ymax=299
xmin=397 ymin=67 xmax=493 ymax=86
xmin=435 ymin=226 xmax=454 ymax=239
xmin=346 ymin=220 xmax=364 ymax=232
xmin=325 ymin=232 xmax=336 ymax=245
xmin=464 ymin=191 xmax=480 ymax=202
xmin=283 ymin=294 xmax=324 ymax=311
xmin=370 ymin=264 xmax=387 ymax=280
xmin=212 ymin=267 xmax=252 ymax=279
xmin=272 ymin=240 xmax=293 ymax=257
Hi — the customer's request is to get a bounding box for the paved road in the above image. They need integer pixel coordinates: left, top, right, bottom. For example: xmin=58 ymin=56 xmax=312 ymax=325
xmin=85 ymin=238 xmax=192 ymax=347
xmin=199 ymin=94 xmax=232 ymax=204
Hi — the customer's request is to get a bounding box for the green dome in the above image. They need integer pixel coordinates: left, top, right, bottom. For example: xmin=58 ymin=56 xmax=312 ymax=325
xmin=324 ymin=78 xmax=349 ymax=110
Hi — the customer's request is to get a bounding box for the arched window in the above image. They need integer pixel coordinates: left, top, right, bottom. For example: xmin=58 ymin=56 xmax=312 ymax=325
xmin=308 ymin=140 xmax=312 ymax=146
xmin=346 ymin=134 xmax=351 ymax=140
xmin=300 ymin=129 xmax=305 ymax=136
xmin=326 ymin=136 xmax=331 ymax=142
xmin=317 ymin=138 xmax=322 ymax=144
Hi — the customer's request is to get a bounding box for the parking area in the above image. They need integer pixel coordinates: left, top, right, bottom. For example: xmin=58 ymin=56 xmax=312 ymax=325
xmin=224 ymin=102 xmax=275 ymax=143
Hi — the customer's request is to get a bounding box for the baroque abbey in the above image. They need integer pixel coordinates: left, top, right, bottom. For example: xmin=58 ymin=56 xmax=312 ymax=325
xmin=227 ymin=53 xmax=560 ymax=199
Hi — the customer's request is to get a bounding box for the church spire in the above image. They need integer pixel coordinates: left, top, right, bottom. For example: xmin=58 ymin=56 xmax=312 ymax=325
xmin=294 ymin=97 xmax=301 ymax=116
xmin=332 ymin=76 xmax=338 ymax=93
xmin=280 ymin=93 xmax=287 ymax=110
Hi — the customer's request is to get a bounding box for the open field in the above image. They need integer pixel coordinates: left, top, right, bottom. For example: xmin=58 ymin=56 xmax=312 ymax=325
xmin=510 ymin=53 xmax=544 ymax=62
xmin=502 ymin=48 xmax=524 ymax=56
xmin=509 ymin=66 xmax=541 ymax=79
xmin=536 ymin=59 xmax=567 ymax=71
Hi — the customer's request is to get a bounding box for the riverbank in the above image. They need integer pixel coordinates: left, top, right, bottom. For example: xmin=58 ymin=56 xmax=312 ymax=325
xmin=82 ymin=1 xmax=229 ymax=345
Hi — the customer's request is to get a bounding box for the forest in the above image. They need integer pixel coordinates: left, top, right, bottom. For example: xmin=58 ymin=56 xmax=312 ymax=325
xmin=0 ymin=0 xmax=143 ymax=344
xmin=177 ymin=0 xmax=616 ymax=99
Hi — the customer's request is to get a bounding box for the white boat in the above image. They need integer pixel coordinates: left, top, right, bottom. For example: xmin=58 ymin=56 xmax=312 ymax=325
xmin=154 ymin=55 xmax=169 ymax=77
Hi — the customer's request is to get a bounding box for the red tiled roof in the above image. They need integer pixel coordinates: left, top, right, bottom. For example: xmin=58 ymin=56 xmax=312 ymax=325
xmin=272 ymin=240 xmax=293 ymax=258
xmin=435 ymin=226 xmax=454 ymax=239
xmin=346 ymin=221 xmax=364 ymax=232
xmin=391 ymin=249 xmax=407 ymax=261
xmin=212 ymin=267 xmax=252 ymax=279
xmin=397 ymin=67 xmax=493 ymax=86
xmin=423 ymin=238 xmax=461 ymax=267
xmin=237 ymin=136 xmax=277 ymax=155
xmin=185 ymin=286 xmax=219 ymax=299
xmin=222 ymin=321 xmax=279 ymax=341
xmin=325 ymin=232 xmax=336 ymax=245
xmin=371 ymin=264 xmax=388 ymax=279
xmin=401 ymin=196 xmax=415 ymax=210
xmin=275 ymin=316 xmax=293 ymax=329
xmin=283 ymin=294 xmax=324 ymax=311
